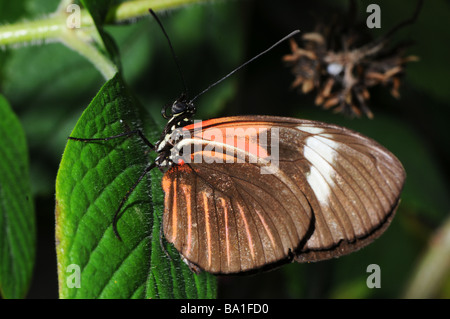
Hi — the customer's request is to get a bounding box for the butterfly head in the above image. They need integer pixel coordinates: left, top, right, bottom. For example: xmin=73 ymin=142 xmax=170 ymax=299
xmin=162 ymin=93 xmax=196 ymax=120
xmin=171 ymin=94 xmax=196 ymax=117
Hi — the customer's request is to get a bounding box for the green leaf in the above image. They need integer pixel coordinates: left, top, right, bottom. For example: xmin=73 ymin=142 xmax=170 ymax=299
xmin=55 ymin=73 xmax=216 ymax=299
xmin=0 ymin=95 xmax=35 ymax=298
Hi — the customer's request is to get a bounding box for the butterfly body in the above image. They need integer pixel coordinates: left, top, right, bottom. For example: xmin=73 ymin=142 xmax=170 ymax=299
xmin=153 ymin=95 xmax=196 ymax=169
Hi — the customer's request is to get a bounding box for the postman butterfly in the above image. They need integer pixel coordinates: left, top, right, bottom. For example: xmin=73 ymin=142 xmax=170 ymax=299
xmin=69 ymin=10 xmax=405 ymax=274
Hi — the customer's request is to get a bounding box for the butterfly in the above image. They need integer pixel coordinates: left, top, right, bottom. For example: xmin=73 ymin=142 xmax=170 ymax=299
xmin=68 ymin=10 xmax=405 ymax=275
xmin=158 ymin=114 xmax=405 ymax=274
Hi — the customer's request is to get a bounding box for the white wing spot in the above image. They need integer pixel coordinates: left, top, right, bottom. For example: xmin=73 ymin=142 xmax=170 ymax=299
xmin=304 ymin=135 xmax=339 ymax=205
xmin=297 ymin=126 xmax=324 ymax=135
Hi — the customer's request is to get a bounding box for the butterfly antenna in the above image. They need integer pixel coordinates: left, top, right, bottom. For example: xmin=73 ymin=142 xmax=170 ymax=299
xmin=190 ymin=29 xmax=300 ymax=103
xmin=149 ymin=9 xmax=188 ymax=96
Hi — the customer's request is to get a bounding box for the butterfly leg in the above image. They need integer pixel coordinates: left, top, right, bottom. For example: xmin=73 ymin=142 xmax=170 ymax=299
xmin=112 ymin=161 xmax=156 ymax=241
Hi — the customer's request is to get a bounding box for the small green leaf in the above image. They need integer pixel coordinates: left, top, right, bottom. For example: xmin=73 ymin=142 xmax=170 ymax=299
xmin=0 ymin=95 xmax=35 ymax=298
xmin=55 ymin=73 xmax=216 ymax=299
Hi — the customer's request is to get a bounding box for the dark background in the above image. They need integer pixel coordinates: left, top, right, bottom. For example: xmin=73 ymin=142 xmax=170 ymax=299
xmin=1 ymin=0 xmax=449 ymax=298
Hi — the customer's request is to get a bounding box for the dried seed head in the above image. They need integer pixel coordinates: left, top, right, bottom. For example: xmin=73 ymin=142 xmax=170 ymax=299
xmin=283 ymin=6 xmax=420 ymax=118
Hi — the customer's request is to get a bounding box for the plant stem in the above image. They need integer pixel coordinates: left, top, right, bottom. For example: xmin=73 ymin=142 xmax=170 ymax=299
xmin=61 ymin=29 xmax=118 ymax=80
xmin=0 ymin=15 xmax=67 ymax=46
xmin=0 ymin=0 xmax=209 ymax=79
xmin=0 ymin=0 xmax=207 ymax=46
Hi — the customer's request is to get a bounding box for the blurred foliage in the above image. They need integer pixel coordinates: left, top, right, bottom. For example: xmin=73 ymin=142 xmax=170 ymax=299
xmin=0 ymin=0 xmax=448 ymax=298
xmin=0 ymin=95 xmax=35 ymax=298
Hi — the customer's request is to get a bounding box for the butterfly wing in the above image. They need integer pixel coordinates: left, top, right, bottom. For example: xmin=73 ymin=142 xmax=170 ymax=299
xmin=161 ymin=116 xmax=405 ymax=274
